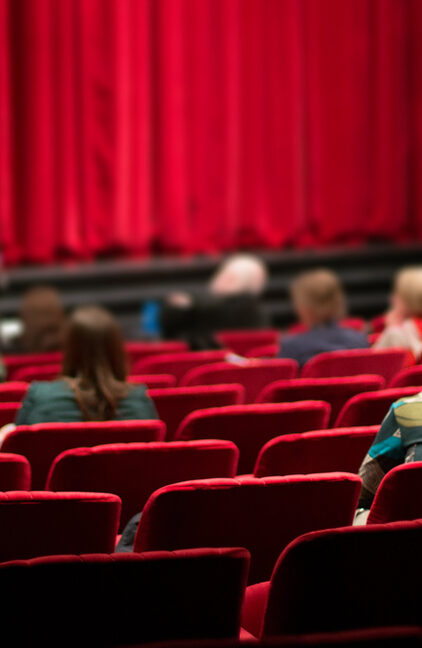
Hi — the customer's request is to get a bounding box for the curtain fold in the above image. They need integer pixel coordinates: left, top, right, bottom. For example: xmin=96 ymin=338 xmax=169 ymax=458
xmin=1 ymin=0 xmax=422 ymax=265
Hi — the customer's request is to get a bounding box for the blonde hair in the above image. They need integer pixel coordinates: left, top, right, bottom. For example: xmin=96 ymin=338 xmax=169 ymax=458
xmin=394 ymin=267 xmax=422 ymax=317
xmin=210 ymin=255 xmax=267 ymax=296
xmin=291 ymin=269 xmax=346 ymax=325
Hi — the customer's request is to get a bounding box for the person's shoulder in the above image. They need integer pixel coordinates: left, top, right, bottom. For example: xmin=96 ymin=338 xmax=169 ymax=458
xmin=392 ymin=392 xmax=422 ymax=427
xmin=25 ymin=379 xmax=69 ymax=398
xmin=124 ymin=383 xmax=149 ymax=400
xmin=340 ymin=327 xmax=369 ymax=345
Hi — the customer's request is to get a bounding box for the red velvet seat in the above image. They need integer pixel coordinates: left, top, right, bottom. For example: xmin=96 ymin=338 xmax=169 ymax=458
xmin=0 ymin=453 xmax=31 ymax=489
xmin=335 ymin=387 xmax=421 ymax=427
xmin=367 ymin=462 xmax=422 ymax=524
xmin=133 ymin=350 xmax=228 ymax=383
xmin=242 ymin=519 xmax=422 ymax=638
xmin=257 ymin=375 xmax=385 ymax=425
xmin=2 ymin=419 xmax=165 ymax=489
xmin=125 ymin=340 xmax=188 ymax=368
xmin=0 ymin=548 xmax=249 ymax=646
xmin=46 ymin=439 xmax=239 ymax=529
xmin=150 ymin=384 xmax=245 ymax=441
xmin=13 ymin=364 xmax=61 ymax=382
xmin=216 ymin=329 xmax=280 ymax=356
xmin=177 ymin=402 xmax=330 ymax=473
xmin=390 ymin=365 xmax=422 ymax=388
xmin=0 ymin=491 xmax=121 ymax=561
xmin=253 ymin=427 xmax=378 ymax=477
xmin=0 ymin=402 xmax=20 ymax=426
xmin=181 ymin=359 xmax=299 ymax=403
xmin=3 ymin=352 xmax=62 ymax=381
xmin=301 ymin=348 xmax=411 ymax=383
xmin=134 ymin=473 xmax=361 ymax=584
xmin=244 ymin=344 xmax=278 ymax=358
xmin=128 ymin=373 xmax=177 ymax=388
xmin=0 ymin=382 xmax=29 ymax=402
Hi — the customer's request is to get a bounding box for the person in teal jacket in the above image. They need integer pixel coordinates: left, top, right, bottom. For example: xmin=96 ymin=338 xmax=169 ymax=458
xmin=13 ymin=305 xmax=158 ymax=427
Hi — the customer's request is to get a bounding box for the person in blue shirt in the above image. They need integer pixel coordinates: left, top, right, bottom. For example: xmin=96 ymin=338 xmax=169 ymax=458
xmin=278 ymin=268 xmax=369 ymax=367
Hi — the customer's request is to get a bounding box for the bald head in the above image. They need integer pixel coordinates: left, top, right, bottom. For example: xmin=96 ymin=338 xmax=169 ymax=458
xmin=210 ymin=254 xmax=267 ymax=296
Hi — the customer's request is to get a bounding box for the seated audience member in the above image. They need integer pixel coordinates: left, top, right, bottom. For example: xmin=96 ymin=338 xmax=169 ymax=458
xmin=8 ymin=305 xmax=157 ymax=428
xmin=356 ymin=391 xmax=422 ymax=521
xmin=279 ymin=269 xmax=368 ymax=366
xmin=161 ymin=254 xmax=269 ymax=349
xmin=373 ymin=266 xmax=422 ymax=360
xmin=9 ymin=285 xmax=66 ymax=353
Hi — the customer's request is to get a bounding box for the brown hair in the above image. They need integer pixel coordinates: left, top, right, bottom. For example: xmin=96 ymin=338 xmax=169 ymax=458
xmin=62 ymin=306 xmax=129 ymax=421
xmin=20 ymin=286 xmax=65 ymax=352
xmin=291 ymin=269 xmax=346 ymax=326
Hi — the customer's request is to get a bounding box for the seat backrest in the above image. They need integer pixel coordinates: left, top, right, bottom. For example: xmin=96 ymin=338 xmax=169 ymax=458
xmin=13 ymin=364 xmax=61 ymax=382
xmin=149 ymin=384 xmax=245 ymax=441
xmin=2 ymin=420 xmax=165 ymax=489
xmin=335 ymin=387 xmax=421 ymax=427
xmin=390 ymin=365 xmax=422 ymax=388
xmin=3 ymin=352 xmax=62 ymax=381
xmin=263 ymin=519 xmax=422 ymax=637
xmin=0 ymin=491 xmax=121 ymax=561
xmin=0 ymin=548 xmax=249 ymax=646
xmin=0 ymin=382 xmax=29 ymax=402
xmin=46 ymin=440 xmax=239 ymax=529
xmin=254 ymin=427 xmax=378 ymax=478
xmin=367 ymin=462 xmax=422 ymax=524
xmin=125 ymin=341 xmax=188 ymax=368
xmin=182 ymin=359 xmax=299 ymax=403
xmin=0 ymin=402 xmax=21 ymax=426
xmin=133 ymin=350 xmax=228 ymax=383
xmin=301 ymin=348 xmax=410 ymax=383
xmin=244 ymin=344 xmax=279 ymax=359
xmin=257 ymin=375 xmax=385 ymax=424
xmin=128 ymin=374 xmax=177 ymax=388
xmin=178 ymin=402 xmax=330 ymax=473
xmin=0 ymin=453 xmax=31 ymax=490
xmin=215 ymin=330 xmax=280 ymax=356
xmin=134 ymin=473 xmax=361 ymax=584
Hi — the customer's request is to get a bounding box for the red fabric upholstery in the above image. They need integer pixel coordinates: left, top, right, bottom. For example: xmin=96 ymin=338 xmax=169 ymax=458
xmin=0 ymin=491 xmax=121 ymax=561
xmin=178 ymin=402 xmax=330 ymax=473
xmin=301 ymin=348 xmax=411 ymax=383
xmin=254 ymin=427 xmax=378 ymax=478
xmin=0 ymin=382 xmax=29 ymax=402
xmin=257 ymin=375 xmax=385 ymax=425
xmin=128 ymin=374 xmax=177 ymax=388
xmin=182 ymin=359 xmax=299 ymax=403
xmin=46 ymin=439 xmax=239 ymax=529
xmin=258 ymin=519 xmax=422 ymax=637
xmin=245 ymin=344 xmax=279 ymax=359
xmin=133 ymin=350 xmax=228 ymax=383
xmin=0 ymin=402 xmax=20 ymax=426
xmin=3 ymin=352 xmax=62 ymax=381
xmin=0 ymin=548 xmax=249 ymax=645
xmin=216 ymin=330 xmax=280 ymax=356
xmin=125 ymin=341 xmax=188 ymax=368
xmin=149 ymin=384 xmax=245 ymax=441
xmin=367 ymin=462 xmax=422 ymax=525
xmin=335 ymin=387 xmax=421 ymax=427
xmin=13 ymin=364 xmax=61 ymax=382
xmin=0 ymin=453 xmax=31 ymax=490
xmin=390 ymin=365 xmax=422 ymax=388
xmin=2 ymin=420 xmax=165 ymax=489
xmin=134 ymin=473 xmax=361 ymax=584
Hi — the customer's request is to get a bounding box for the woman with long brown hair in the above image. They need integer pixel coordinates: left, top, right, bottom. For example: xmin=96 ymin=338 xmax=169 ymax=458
xmin=14 ymin=305 xmax=157 ymax=425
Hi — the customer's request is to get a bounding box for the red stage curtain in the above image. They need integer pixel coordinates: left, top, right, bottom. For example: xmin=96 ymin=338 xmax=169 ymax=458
xmin=1 ymin=0 xmax=422 ymax=265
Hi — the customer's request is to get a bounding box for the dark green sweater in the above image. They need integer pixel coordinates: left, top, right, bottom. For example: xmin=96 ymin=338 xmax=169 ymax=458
xmin=15 ymin=380 xmax=158 ymax=426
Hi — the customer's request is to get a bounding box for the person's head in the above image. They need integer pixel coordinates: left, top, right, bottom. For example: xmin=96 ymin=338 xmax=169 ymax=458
xmin=20 ymin=285 xmax=65 ymax=352
xmin=209 ymin=254 xmax=267 ymax=296
xmin=391 ymin=267 xmax=422 ymax=319
xmin=62 ymin=305 xmax=129 ymax=421
xmin=291 ymin=269 xmax=346 ymax=328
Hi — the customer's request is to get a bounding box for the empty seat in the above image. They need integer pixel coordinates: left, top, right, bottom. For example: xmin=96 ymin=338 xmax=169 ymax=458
xmin=177 ymin=402 xmax=330 ymax=473
xmin=134 ymin=350 xmax=228 ymax=383
xmin=0 ymin=382 xmax=29 ymax=402
xmin=367 ymin=462 xmax=422 ymax=525
xmin=182 ymin=359 xmax=299 ymax=403
xmin=150 ymin=384 xmax=245 ymax=441
xmin=242 ymin=519 xmax=422 ymax=638
xmin=2 ymin=420 xmax=165 ymax=489
xmin=134 ymin=473 xmax=361 ymax=584
xmin=125 ymin=340 xmax=188 ymax=368
xmin=0 ymin=548 xmax=249 ymax=646
xmin=46 ymin=440 xmax=239 ymax=529
xmin=390 ymin=365 xmax=422 ymax=388
xmin=0 ymin=453 xmax=31 ymax=490
xmin=335 ymin=387 xmax=421 ymax=427
xmin=4 ymin=352 xmax=62 ymax=381
xmin=301 ymin=348 xmax=410 ymax=384
xmin=244 ymin=344 xmax=279 ymax=359
xmin=0 ymin=402 xmax=20 ymax=426
xmin=216 ymin=330 xmax=280 ymax=356
xmin=254 ymin=427 xmax=378 ymax=478
xmin=128 ymin=374 xmax=177 ymax=388
xmin=257 ymin=375 xmax=385 ymax=424
xmin=13 ymin=364 xmax=61 ymax=382
xmin=0 ymin=491 xmax=121 ymax=561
